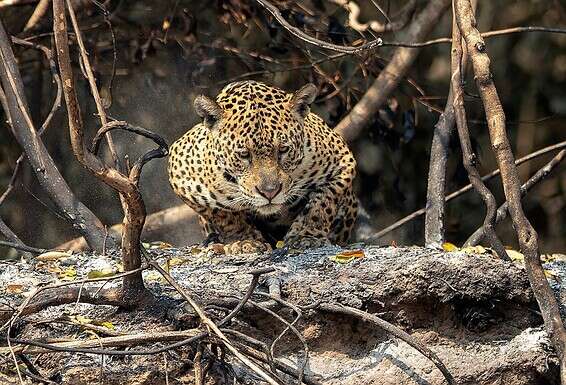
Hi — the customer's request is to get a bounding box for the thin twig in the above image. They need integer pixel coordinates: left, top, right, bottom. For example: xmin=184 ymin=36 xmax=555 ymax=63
xmin=467 ymin=149 xmax=566 ymax=245
xmin=252 ymin=295 xmax=308 ymax=385
xmin=149 ymin=260 xmax=281 ymax=385
xmin=5 ymin=330 xmax=200 ymax=355
xmin=254 ymin=0 xmax=383 ymax=54
xmin=319 ymin=303 xmax=455 ymax=385
xmin=0 ymin=240 xmax=48 ymax=254
xmin=365 ymin=140 xmax=566 ymax=241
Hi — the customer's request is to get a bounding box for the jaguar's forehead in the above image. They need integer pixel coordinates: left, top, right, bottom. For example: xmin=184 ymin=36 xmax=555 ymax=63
xmin=215 ymin=81 xmax=300 ymax=147
xmin=216 ymin=80 xmax=289 ymax=105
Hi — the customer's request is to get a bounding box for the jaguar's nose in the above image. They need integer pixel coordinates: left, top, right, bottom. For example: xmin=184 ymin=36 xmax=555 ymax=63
xmin=256 ymin=181 xmax=282 ymax=201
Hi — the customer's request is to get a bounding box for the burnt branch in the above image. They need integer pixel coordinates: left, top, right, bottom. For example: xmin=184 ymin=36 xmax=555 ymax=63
xmin=466 ymin=149 xmax=566 ymax=246
xmin=254 ymin=0 xmax=383 ymax=54
xmin=450 ymin=7 xmax=508 ymax=261
xmin=334 ymin=0 xmax=451 ymax=142
xmin=454 ymin=0 xmax=566 ymax=381
xmin=366 ymin=140 xmax=566 ymax=242
xmin=52 ymin=0 xmax=168 ymax=302
xmin=0 ymin=19 xmax=116 ymax=252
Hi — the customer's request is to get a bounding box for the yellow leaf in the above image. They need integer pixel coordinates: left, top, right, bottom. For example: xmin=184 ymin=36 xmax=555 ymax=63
xmin=167 ymin=257 xmax=186 ymax=267
xmin=36 ymin=251 xmax=72 ymax=261
xmin=6 ymin=284 xmax=24 ymax=294
xmin=460 ymin=245 xmax=487 ymax=254
xmin=275 ymin=240 xmax=285 ymax=249
xmin=442 ymin=242 xmax=459 ymax=252
xmin=58 ymin=267 xmax=77 ymax=281
xmin=98 ymin=321 xmax=115 ymax=330
xmin=506 ymin=249 xmax=525 ymax=262
xmin=329 ymin=249 xmax=365 ymax=264
xmin=87 ymin=268 xmax=117 ymax=279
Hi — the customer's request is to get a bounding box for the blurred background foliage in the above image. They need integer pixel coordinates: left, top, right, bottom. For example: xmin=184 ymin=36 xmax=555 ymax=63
xmin=0 ymin=0 xmax=565 ymax=256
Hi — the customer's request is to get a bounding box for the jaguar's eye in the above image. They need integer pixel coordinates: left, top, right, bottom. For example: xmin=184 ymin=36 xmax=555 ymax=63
xmin=279 ymin=145 xmax=290 ymax=154
xmin=237 ymin=149 xmax=250 ymax=159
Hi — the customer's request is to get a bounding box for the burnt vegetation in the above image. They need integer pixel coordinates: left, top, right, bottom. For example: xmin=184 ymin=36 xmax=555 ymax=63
xmin=0 ymin=0 xmax=565 ymax=384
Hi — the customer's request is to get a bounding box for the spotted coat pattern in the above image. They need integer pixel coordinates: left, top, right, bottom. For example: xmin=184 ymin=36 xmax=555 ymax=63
xmin=168 ymin=81 xmax=357 ymax=252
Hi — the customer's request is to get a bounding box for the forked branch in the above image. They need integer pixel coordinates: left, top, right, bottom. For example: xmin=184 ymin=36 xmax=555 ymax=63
xmin=453 ymin=0 xmax=566 ymax=381
xmin=450 ymin=7 xmax=508 ymax=261
xmin=52 ymin=0 xmax=168 ymax=301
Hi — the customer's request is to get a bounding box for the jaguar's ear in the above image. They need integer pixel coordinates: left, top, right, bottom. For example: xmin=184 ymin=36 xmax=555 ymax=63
xmin=290 ymin=83 xmax=317 ymax=119
xmin=194 ymin=95 xmax=223 ymax=129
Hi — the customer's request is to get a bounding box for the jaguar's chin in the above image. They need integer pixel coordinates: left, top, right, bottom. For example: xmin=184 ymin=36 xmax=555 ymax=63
xmin=256 ymin=203 xmax=284 ymax=216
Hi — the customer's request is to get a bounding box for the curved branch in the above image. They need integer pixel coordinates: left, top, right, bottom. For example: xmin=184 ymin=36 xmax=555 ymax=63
xmin=365 ymin=140 xmax=566 ymax=241
xmin=52 ymin=0 xmax=168 ymax=300
xmin=454 ymin=0 xmax=566 ymax=380
xmin=334 ymin=0 xmax=451 ymax=142
xmin=319 ymin=303 xmax=455 ymax=385
xmin=467 ymin=149 xmax=566 ymax=245
xmin=254 ymin=0 xmax=383 ymax=54
xmin=0 ymin=19 xmax=113 ymax=252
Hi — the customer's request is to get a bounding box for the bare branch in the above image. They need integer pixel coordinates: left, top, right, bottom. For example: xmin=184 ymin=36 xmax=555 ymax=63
xmin=365 ymin=140 xmax=566 ymax=241
xmin=450 ymin=5 xmax=507 ymax=261
xmin=0 ymin=19 xmax=116 ymax=252
xmin=52 ymin=0 xmax=168 ymax=300
xmin=334 ymin=0 xmax=451 ymax=142
xmin=454 ymin=0 xmax=566 ymax=380
xmin=254 ymin=0 xmax=383 ymax=54
xmin=467 ymin=149 xmax=566 ymax=246
xmin=424 ymin=10 xmax=466 ymax=248
xmin=5 ymin=330 xmax=200 ymax=355
xmin=0 ymin=239 xmax=47 ymax=254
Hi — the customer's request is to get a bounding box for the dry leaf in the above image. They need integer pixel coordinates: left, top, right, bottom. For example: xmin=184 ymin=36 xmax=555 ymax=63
xmin=87 ymin=268 xmax=117 ymax=279
xmin=58 ymin=267 xmax=77 ymax=281
xmin=506 ymin=249 xmax=525 ymax=262
xmin=36 ymin=251 xmax=72 ymax=261
xmin=442 ymin=242 xmax=459 ymax=252
xmin=329 ymin=249 xmax=365 ymax=264
xmin=6 ymin=284 xmax=24 ymax=294
xmin=460 ymin=245 xmax=487 ymax=254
